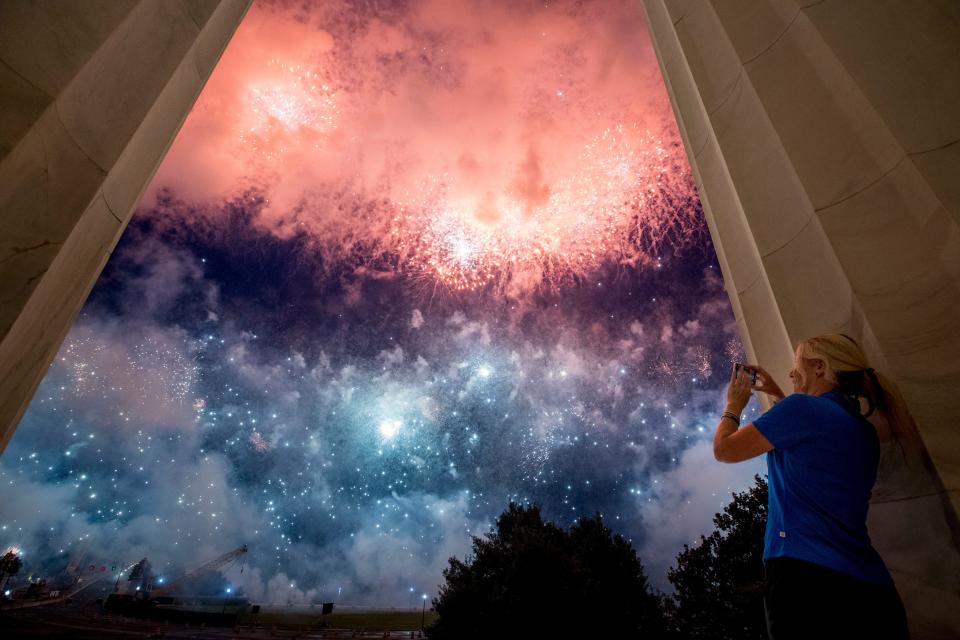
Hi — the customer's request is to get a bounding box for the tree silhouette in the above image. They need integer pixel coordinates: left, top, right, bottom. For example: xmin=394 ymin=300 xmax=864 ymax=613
xmin=1 ymin=550 xmax=23 ymax=592
xmin=1 ymin=550 xmax=22 ymax=576
xmin=668 ymin=475 xmax=768 ymax=639
xmin=428 ymin=503 xmax=667 ymax=639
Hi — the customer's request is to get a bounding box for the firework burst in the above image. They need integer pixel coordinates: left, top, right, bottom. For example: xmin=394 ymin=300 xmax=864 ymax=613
xmin=238 ymin=58 xmax=339 ymax=164
xmin=391 ymin=124 xmax=699 ymax=294
xmin=61 ymin=333 xmax=199 ymax=406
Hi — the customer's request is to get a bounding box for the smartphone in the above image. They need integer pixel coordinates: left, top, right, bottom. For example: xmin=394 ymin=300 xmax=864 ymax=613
xmin=735 ymin=363 xmax=757 ymax=385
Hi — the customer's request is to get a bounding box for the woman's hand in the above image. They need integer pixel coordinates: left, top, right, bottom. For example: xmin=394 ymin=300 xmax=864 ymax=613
xmin=726 ymin=365 xmax=753 ymax=414
xmin=747 ymin=364 xmax=785 ymax=400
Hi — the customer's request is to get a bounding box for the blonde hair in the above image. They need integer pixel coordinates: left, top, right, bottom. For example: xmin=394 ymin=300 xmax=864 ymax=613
xmin=797 ymin=334 xmax=918 ymax=443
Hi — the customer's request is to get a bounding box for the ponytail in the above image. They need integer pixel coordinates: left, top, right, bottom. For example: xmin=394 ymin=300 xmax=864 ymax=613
xmin=798 ymin=334 xmax=918 ymax=443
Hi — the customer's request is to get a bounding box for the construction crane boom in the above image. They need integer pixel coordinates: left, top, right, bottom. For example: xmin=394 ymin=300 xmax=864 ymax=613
xmin=151 ymin=544 xmax=247 ymax=597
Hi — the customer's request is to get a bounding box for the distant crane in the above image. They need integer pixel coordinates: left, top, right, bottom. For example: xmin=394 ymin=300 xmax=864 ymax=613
xmin=105 ymin=545 xmax=250 ymax=620
xmin=150 ymin=544 xmax=248 ymax=597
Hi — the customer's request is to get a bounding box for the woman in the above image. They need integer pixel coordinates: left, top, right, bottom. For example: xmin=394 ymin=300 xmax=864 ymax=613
xmin=712 ymin=334 xmax=911 ymax=639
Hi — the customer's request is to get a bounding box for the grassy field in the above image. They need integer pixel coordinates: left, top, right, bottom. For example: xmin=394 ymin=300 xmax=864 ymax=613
xmin=242 ymin=608 xmax=438 ymax=631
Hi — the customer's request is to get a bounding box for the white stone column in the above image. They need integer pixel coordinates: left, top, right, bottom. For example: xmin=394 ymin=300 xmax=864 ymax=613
xmin=0 ymin=1 xmax=252 ymax=451
xmin=640 ymin=0 xmax=960 ymax=636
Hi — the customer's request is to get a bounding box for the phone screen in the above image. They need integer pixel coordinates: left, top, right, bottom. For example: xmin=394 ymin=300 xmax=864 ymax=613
xmin=736 ymin=363 xmax=757 ymax=385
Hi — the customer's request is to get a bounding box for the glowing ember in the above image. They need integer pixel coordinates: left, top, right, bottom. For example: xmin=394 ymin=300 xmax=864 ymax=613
xmin=250 ymin=431 xmax=270 ymax=452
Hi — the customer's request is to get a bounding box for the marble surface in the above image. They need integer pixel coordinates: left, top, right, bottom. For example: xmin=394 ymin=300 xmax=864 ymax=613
xmin=804 ymin=0 xmax=960 ymax=155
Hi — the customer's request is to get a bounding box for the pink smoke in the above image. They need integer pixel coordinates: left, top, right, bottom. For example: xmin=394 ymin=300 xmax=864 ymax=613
xmin=149 ymin=0 xmax=694 ymax=293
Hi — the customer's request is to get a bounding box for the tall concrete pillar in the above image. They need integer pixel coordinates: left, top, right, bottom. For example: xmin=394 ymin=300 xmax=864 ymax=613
xmin=0 ymin=1 xmax=251 ymax=452
xmin=640 ymin=0 xmax=960 ymax=636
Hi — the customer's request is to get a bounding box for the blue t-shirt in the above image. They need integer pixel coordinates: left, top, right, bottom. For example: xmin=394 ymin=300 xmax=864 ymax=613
xmin=753 ymin=391 xmax=892 ymax=585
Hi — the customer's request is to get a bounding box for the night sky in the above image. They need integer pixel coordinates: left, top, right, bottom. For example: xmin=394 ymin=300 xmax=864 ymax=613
xmin=0 ymin=0 xmax=763 ymax=605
